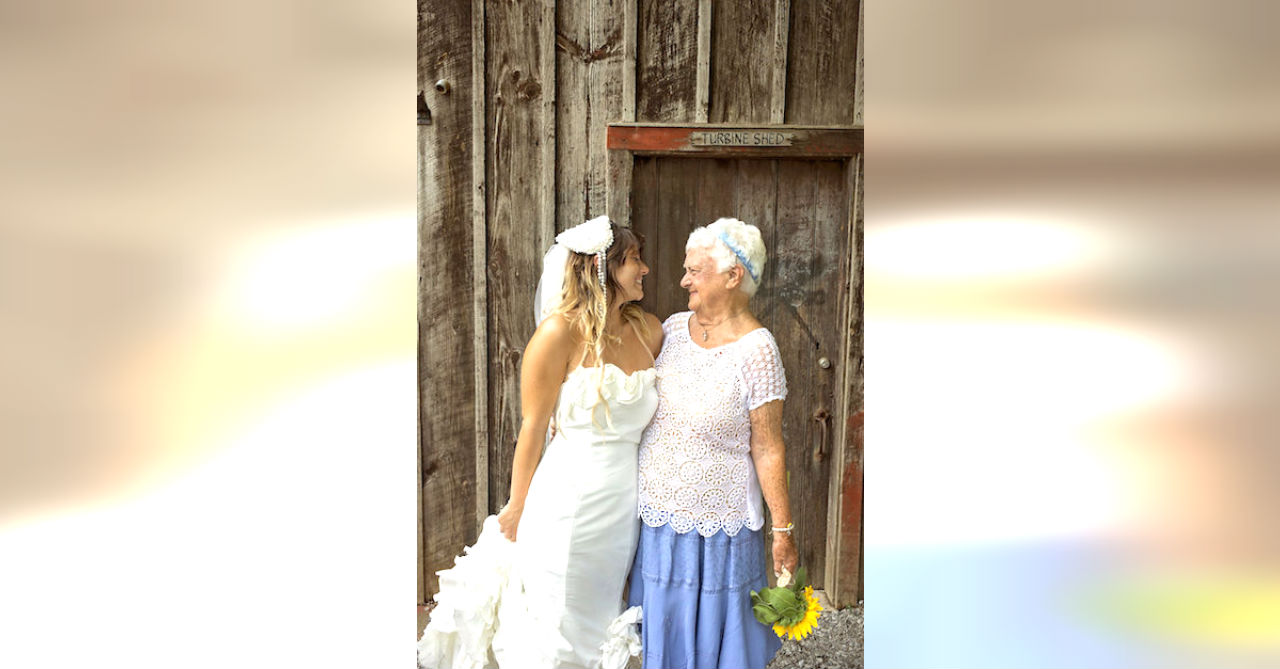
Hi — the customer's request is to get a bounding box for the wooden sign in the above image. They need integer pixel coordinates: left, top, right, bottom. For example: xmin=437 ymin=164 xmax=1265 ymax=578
xmin=607 ymin=123 xmax=862 ymax=158
xmin=690 ymin=130 xmax=794 ymax=147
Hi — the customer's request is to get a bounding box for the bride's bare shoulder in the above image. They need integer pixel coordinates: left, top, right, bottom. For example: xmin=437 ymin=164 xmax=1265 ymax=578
xmin=530 ymin=313 xmax=580 ymax=355
xmin=639 ymin=310 xmax=664 ymax=354
xmin=641 ymin=310 xmax=663 ymax=331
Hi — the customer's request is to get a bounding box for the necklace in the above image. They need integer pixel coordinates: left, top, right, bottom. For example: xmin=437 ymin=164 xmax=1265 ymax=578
xmin=696 ymin=309 xmax=746 ymax=342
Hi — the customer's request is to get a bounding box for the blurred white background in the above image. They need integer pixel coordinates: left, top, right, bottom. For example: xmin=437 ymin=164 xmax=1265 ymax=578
xmin=866 ymin=2 xmax=1280 ymax=666
xmin=0 ymin=2 xmax=416 ymax=667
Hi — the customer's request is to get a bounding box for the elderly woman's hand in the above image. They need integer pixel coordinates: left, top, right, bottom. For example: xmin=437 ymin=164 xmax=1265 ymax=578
xmin=772 ymin=532 xmax=799 ymax=576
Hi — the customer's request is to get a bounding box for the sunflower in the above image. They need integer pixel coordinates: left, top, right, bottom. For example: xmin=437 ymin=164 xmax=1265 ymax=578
xmin=772 ymin=586 xmax=823 ymax=640
xmin=752 ymin=568 xmax=824 ymax=641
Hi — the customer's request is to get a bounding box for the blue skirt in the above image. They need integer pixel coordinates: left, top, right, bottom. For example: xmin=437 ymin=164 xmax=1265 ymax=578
xmin=627 ymin=523 xmax=782 ymax=669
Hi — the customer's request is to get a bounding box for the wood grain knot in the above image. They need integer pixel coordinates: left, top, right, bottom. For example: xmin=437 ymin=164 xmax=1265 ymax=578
xmin=556 ymin=31 xmax=622 ymax=64
xmin=516 ymin=79 xmax=542 ymax=101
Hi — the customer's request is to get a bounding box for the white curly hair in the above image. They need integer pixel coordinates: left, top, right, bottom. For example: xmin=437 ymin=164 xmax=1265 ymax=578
xmin=685 ymin=217 xmax=767 ymax=297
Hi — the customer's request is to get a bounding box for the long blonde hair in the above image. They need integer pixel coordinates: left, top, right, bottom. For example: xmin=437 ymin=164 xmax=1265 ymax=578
xmin=550 ymin=223 xmax=650 ymax=423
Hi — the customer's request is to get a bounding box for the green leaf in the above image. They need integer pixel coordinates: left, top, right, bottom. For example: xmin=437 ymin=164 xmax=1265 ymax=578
xmin=791 ymin=566 xmax=808 ymax=594
xmin=752 ymin=604 xmax=781 ymax=624
xmin=763 ymin=587 xmax=798 ymax=611
xmin=778 ymin=612 xmax=803 ymax=627
xmin=779 ymin=599 xmax=805 ymax=624
xmin=777 ymin=599 xmax=806 ymax=626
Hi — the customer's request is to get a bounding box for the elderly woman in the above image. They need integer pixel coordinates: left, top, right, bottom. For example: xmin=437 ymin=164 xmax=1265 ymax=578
xmin=627 ymin=217 xmax=797 ymax=669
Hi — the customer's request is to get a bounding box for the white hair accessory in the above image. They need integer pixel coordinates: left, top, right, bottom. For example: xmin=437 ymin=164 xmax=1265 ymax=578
xmin=555 ymin=215 xmax=613 ymax=255
xmin=534 ymin=216 xmax=614 ymax=325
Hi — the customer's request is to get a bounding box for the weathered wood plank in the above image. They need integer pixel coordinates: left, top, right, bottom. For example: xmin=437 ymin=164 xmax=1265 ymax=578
xmin=768 ymin=160 xmax=839 ymax=587
xmin=607 ymin=124 xmax=862 ymax=158
xmin=561 ymin=0 xmax=627 ymax=229
xmin=710 ymin=0 xmax=773 ymax=123
xmin=629 ymin=155 xmax=659 ymax=309
xmin=786 ymin=0 xmax=859 ymax=124
xmin=693 ymin=158 xmax=737 ymax=233
xmin=606 ymin=149 xmax=633 ymax=227
xmin=622 ymin=0 xmax=637 ymax=121
xmin=651 ymin=158 xmax=700 ymax=318
xmin=824 ymin=157 xmax=850 ymax=600
xmin=817 ymin=158 xmax=853 ymax=595
xmin=841 ymin=409 xmax=863 ymax=603
xmin=418 ymin=385 xmax=424 ymax=603
xmin=849 ymin=155 xmax=863 ymax=423
xmin=588 ymin=0 xmax=625 ymax=222
xmin=853 ymin=154 xmax=864 ymax=604
xmin=471 ymin=0 xmax=489 ymax=528
xmin=771 ymin=0 xmax=791 ymax=124
xmin=732 ymin=160 xmax=778 ymax=237
xmin=542 ymin=0 xmax=557 ymax=249
xmin=557 ymin=0 xmax=592 ymax=228
xmin=853 ymin=0 xmax=863 ymax=125
xmin=418 ymin=314 xmax=425 ymax=604
xmin=486 ymin=0 xmax=551 ymax=514
xmin=636 ymin=0 xmax=699 ymax=121
xmin=828 ymin=153 xmax=863 ymax=606
xmin=418 ymin=0 xmax=478 ymax=599
xmin=695 ymin=0 xmax=711 ymax=122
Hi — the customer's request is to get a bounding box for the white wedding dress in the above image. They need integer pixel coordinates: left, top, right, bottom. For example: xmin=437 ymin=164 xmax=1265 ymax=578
xmin=419 ymin=363 xmax=658 ymax=669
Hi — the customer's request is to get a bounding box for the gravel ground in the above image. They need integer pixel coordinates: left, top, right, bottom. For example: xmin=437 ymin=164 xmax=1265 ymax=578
xmin=418 ymin=602 xmax=864 ymax=669
xmin=767 ymin=605 xmax=864 ymax=669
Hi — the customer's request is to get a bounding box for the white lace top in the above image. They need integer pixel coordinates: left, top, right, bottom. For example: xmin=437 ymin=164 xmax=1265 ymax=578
xmin=636 ymin=311 xmax=788 ymax=537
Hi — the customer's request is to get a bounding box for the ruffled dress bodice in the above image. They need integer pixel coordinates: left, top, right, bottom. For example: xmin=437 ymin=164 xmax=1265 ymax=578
xmin=554 ymin=364 xmax=659 ymax=446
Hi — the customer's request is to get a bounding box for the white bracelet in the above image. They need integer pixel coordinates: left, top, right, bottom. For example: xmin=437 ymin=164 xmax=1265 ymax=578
xmin=771 ymin=522 xmax=794 ymax=533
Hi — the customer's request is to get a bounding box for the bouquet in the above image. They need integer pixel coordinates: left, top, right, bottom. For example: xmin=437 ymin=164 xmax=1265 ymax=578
xmin=749 ymin=566 xmax=823 ymax=641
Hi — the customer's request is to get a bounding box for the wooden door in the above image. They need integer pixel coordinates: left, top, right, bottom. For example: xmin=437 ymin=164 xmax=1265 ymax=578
xmin=630 ymin=156 xmax=853 ymax=588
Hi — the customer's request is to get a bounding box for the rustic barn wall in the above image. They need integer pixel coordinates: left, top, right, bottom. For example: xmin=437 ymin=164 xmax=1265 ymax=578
xmin=770 ymin=159 xmax=849 ymax=579
xmin=787 ymin=0 xmax=860 ymax=124
xmin=832 ymin=152 xmax=864 ymax=603
xmin=420 ymin=0 xmax=862 ymax=603
xmin=417 ymin=0 xmax=478 ymax=598
xmin=636 ymin=0 xmax=699 ymax=121
xmin=555 ymin=0 xmax=626 ymax=231
xmin=483 ymin=0 xmax=555 ymax=513
xmin=709 ymin=0 xmax=775 ymax=123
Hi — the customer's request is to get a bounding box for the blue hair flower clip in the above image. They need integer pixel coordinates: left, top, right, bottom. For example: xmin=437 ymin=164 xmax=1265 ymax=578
xmin=715 ymin=231 xmax=760 ymax=282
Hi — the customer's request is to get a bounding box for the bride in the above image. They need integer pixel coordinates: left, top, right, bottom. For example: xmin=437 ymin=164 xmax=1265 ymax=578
xmin=419 ymin=216 xmax=663 ymax=669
